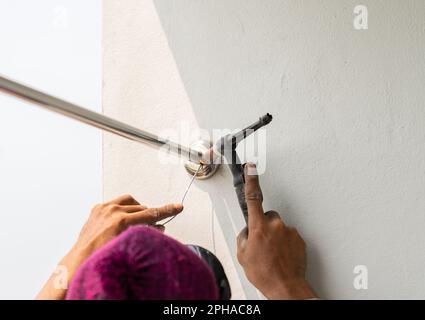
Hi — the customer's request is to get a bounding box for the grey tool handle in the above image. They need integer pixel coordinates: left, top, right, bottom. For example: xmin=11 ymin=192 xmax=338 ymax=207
xmin=214 ymin=113 xmax=273 ymax=226
xmin=228 ymin=151 xmax=249 ymax=224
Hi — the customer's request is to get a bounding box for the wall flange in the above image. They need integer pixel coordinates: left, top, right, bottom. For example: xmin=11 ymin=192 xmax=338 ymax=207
xmin=184 ymin=139 xmax=219 ymax=179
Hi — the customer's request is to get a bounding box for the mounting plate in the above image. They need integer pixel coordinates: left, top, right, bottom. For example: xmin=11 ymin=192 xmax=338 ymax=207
xmin=184 ymin=139 xmax=219 ymax=179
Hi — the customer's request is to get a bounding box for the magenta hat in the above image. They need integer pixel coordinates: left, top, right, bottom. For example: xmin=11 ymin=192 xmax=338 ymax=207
xmin=66 ymin=225 xmax=219 ymax=300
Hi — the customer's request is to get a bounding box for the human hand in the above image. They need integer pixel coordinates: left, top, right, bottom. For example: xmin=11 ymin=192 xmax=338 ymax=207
xmin=36 ymin=194 xmax=183 ymax=299
xmin=66 ymin=194 xmax=183 ymax=277
xmin=237 ymin=164 xmax=317 ymax=300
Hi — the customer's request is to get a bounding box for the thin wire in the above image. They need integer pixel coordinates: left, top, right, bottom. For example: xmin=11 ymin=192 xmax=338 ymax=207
xmin=181 ymin=163 xmax=203 ymax=204
xmin=161 ymin=163 xmax=203 ymax=226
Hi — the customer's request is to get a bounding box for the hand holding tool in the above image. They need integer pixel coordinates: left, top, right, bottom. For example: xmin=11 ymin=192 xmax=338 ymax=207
xmin=213 ymin=114 xmax=273 ymax=224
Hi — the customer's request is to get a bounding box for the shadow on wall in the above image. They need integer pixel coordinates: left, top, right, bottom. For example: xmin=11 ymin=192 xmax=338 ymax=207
xmin=152 ymin=0 xmax=330 ymax=298
xmin=193 ymin=165 xmax=261 ymax=299
xmin=152 ymin=0 xmax=297 ymax=130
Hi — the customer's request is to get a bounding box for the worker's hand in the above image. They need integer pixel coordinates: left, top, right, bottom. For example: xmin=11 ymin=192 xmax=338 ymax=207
xmin=36 ymin=194 xmax=183 ymax=300
xmin=237 ymin=164 xmax=317 ymax=300
xmin=70 ymin=194 xmax=183 ymax=258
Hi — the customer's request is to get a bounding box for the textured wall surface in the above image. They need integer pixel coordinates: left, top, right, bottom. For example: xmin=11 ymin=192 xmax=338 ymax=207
xmin=103 ymin=0 xmax=425 ymax=299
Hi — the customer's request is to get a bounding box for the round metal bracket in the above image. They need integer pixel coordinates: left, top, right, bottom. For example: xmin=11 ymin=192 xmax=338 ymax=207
xmin=184 ymin=140 xmax=219 ymax=179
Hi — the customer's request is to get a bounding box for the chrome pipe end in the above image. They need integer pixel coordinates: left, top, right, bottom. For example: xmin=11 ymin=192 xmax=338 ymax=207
xmin=184 ymin=140 xmax=220 ymax=180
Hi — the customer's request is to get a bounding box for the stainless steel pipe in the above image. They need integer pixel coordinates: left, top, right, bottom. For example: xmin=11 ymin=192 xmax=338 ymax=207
xmin=0 ymin=75 xmax=204 ymax=163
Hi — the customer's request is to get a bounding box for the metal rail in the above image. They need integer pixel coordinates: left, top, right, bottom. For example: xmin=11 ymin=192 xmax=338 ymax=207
xmin=0 ymin=75 xmax=203 ymax=163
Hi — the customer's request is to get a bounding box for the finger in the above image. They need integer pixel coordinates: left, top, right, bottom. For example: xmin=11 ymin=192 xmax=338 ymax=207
xmin=244 ymin=163 xmax=265 ymax=231
xmin=119 ymin=205 xmax=148 ymax=213
xmin=265 ymin=210 xmax=285 ymax=224
xmin=237 ymin=227 xmax=248 ymax=263
xmin=237 ymin=227 xmax=248 ymax=248
xmin=126 ymin=203 xmax=184 ymax=225
xmin=106 ymin=194 xmax=140 ymax=206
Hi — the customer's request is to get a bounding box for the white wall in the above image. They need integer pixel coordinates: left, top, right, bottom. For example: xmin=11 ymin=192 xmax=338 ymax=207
xmin=103 ymin=0 xmax=425 ymax=299
xmin=0 ymin=0 xmax=102 ymax=299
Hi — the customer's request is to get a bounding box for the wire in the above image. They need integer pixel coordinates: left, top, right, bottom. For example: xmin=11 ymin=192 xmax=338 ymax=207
xmin=160 ymin=163 xmax=203 ymax=226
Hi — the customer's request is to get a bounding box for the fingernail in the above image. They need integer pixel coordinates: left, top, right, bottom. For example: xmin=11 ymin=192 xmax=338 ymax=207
xmin=246 ymin=162 xmax=256 ymax=168
xmin=245 ymin=163 xmax=258 ymax=175
xmin=174 ymin=203 xmax=184 ymax=211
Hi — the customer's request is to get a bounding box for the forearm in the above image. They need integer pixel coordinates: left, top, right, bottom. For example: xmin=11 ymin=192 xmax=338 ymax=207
xmin=35 ymin=247 xmax=89 ymax=300
xmin=264 ymin=279 xmax=317 ymax=300
xmin=36 ymin=195 xmax=182 ymax=300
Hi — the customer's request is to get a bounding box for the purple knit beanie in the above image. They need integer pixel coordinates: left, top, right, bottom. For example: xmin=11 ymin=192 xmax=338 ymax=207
xmin=66 ymin=225 xmax=219 ymax=300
